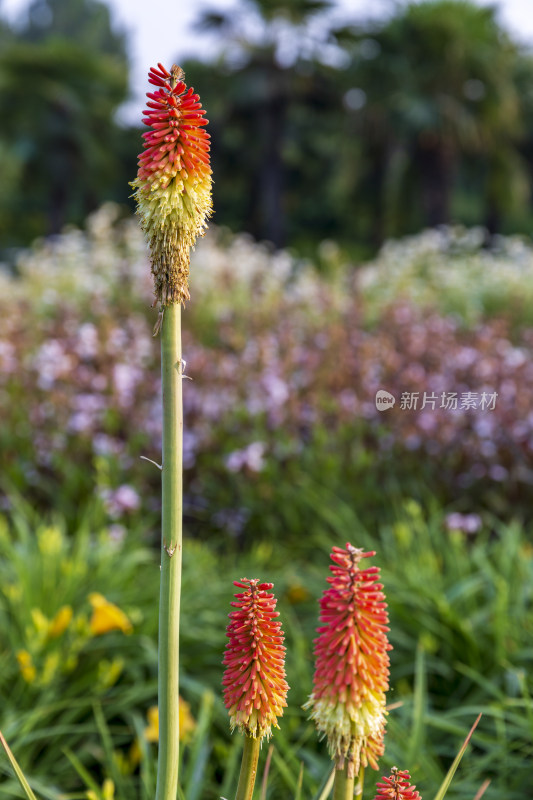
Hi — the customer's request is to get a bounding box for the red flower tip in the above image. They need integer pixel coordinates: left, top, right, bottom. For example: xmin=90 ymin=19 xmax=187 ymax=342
xmin=222 ymin=578 xmax=289 ymax=740
xmin=137 ymin=65 xmax=210 ymax=189
xmin=373 ymin=767 xmax=422 ymax=800
xmin=305 ymin=544 xmax=392 ymax=773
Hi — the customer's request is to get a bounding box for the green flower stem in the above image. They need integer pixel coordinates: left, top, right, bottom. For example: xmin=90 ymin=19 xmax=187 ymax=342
xmin=155 ymin=303 xmax=183 ymax=800
xmin=333 ymin=766 xmax=355 ymax=800
xmin=235 ymin=735 xmax=261 ymax=800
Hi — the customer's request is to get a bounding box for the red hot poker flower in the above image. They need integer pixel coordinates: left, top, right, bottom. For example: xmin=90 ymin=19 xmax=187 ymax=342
xmin=373 ymin=767 xmax=422 ymax=800
xmin=132 ymin=63 xmax=212 ymax=306
xmin=222 ymin=579 xmax=289 ymax=740
xmin=305 ymin=544 xmax=392 ymax=774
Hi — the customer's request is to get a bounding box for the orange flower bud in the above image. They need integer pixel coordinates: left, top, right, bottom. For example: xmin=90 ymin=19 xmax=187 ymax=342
xmin=222 ymin=579 xmax=289 ymax=740
xmin=373 ymin=767 xmax=422 ymax=800
xmin=305 ymin=544 xmax=392 ymax=773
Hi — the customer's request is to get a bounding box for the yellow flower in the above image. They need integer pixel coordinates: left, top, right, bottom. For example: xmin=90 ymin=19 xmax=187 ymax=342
xmin=97 ymin=657 xmax=124 ymax=690
xmin=16 ymin=650 xmax=36 ymax=684
xmin=286 ymin=583 xmax=311 ymax=604
xmin=144 ymin=699 xmax=196 ymax=744
xmin=88 ymin=593 xmax=132 ymax=635
xmin=4 ymin=582 xmax=21 ymax=603
xmin=41 ymin=652 xmax=60 ymax=685
xmin=86 ymin=778 xmax=115 ymax=800
xmin=31 ymin=607 xmax=50 ymax=635
xmin=179 ymin=696 xmax=196 ymax=740
xmin=129 ymin=739 xmax=142 ymax=768
xmin=144 ymin=705 xmax=159 ymax=743
xmin=37 ymin=525 xmax=63 ymax=557
xmin=48 ymin=605 xmax=73 ymax=638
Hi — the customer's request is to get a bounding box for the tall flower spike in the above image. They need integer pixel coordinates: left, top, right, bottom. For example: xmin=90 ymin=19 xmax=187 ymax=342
xmin=373 ymin=767 xmax=422 ymax=800
xmin=223 ymin=579 xmax=289 ymax=740
xmin=132 ymin=63 xmax=212 ymax=306
xmin=305 ymin=544 xmax=392 ymax=775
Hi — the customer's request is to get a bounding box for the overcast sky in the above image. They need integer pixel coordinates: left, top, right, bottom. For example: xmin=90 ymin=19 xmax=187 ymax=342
xmin=4 ymin=0 xmax=533 ymax=123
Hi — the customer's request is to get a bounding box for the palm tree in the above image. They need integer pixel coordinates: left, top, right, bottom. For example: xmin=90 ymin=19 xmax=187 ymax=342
xmin=191 ymin=0 xmax=342 ymax=247
xmin=345 ymin=0 xmax=525 ymax=232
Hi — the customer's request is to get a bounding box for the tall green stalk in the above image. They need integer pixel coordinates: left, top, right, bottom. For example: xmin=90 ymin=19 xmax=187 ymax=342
xmin=235 ymin=735 xmax=261 ymax=800
xmin=155 ymin=303 xmax=183 ymax=800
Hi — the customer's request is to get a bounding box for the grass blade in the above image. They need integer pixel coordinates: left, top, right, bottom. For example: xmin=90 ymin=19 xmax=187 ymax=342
xmin=430 ymin=714 xmax=482 ymax=800
xmin=408 ymin=642 xmax=427 ymax=764
xmin=182 ymin=690 xmax=214 ymax=800
xmin=92 ymin=701 xmax=127 ymax=796
xmin=219 ymin=735 xmax=243 ymax=800
xmin=130 ymin=712 xmax=156 ymax=800
xmin=62 ymin=747 xmax=101 ymax=795
xmin=0 ymin=730 xmax=39 ymax=800
xmin=259 ymin=745 xmax=274 ymax=800
xmin=472 ymin=779 xmax=491 ymax=800
xmin=294 ymin=762 xmax=304 ymax=800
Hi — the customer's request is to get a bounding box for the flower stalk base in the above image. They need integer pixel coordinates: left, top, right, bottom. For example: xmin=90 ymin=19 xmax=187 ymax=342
xmin=235 ymin=735 xmax=261 ymax=800
xmin=155 ymin=303 xmax=183 ymax=800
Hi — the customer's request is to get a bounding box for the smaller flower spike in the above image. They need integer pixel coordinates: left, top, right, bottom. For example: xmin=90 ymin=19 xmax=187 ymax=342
xmin=373 ymin=767 xmax=422 ymax=800
xmin=305 ymin=544 xmax=392 ymax=775
xmin=222 ymin=579 xmax=289 ymax=740
xmin=132 ymin=64 xmax=212 ymax=306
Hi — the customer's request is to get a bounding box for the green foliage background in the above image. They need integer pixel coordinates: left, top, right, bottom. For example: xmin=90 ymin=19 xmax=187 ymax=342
xmin=0 ymin=204 xmax=532 ymax=799
xmin=0 ymin=498 xmax=531 ymax=800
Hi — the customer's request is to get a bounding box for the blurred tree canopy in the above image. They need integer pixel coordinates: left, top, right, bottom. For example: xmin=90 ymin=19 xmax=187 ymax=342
xmin=23 ymin=0 xmax=128 ymax=56
xmin=185 ymin=0 xmax=533 ymax=253
xmin=1 ymin=0 xmax=533 ymax=255
xmin=0 ymin=0 xmax=132 ymax=245
xmin=342 ymin=0 xmax=528 ymax=238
